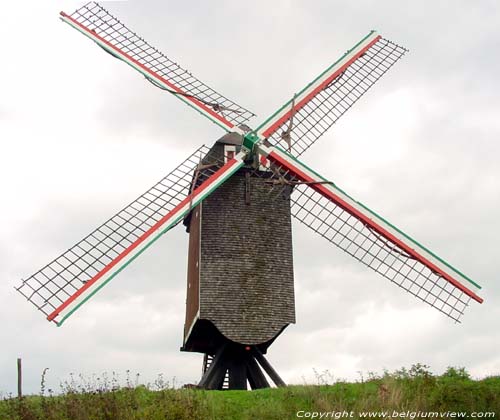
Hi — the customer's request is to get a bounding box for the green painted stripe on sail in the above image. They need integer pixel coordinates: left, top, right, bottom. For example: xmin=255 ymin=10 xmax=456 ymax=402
xmin=255 ymin=31 xmax=376 ymax=133
xmin=56 ymin=159 xmax=244 ymax=326
xmin=352 ymin=201 xmax=481 ymax=290
xmin=61 ymin=17 xmax=231 ymax=133
xmin=273 ymin=146 xmax=481 ymax=290
xmin=57 ymin=215 xmax=182 ymax=326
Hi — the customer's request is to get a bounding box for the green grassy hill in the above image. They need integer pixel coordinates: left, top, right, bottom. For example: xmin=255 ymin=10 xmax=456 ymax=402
xmin=1 ymin=366 xmax=498 ymax=420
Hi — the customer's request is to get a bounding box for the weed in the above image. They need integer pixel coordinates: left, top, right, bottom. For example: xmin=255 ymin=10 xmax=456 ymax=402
xmin=0 ymin=365 xmax=497 ymax=420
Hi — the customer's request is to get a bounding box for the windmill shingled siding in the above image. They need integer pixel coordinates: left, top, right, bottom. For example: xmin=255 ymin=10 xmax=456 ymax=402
xmin=198 ymin=170 xmax=295 ymax=345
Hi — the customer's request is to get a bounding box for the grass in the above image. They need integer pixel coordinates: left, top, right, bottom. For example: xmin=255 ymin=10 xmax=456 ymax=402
xmin=0 ymin=365 xmax=498 ymax=420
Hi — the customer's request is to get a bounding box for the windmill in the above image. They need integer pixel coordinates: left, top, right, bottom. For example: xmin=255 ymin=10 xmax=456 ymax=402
xmin=16 ymin=2 xmax=484 ymax=391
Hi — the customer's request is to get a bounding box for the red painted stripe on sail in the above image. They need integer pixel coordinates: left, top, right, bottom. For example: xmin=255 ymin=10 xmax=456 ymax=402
xmin=261 ymin=36 xmax=380 ymax=139
xmin=60 ymin=11 xmax=234 ymax=130
xmin=47 ymin=157 xmax=241 ymax=322
xmin=267 ymin=150 xmax=483 ymax=304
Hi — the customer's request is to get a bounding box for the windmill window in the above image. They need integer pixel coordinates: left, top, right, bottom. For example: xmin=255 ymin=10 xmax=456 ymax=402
xmin=224 ymin=145 xmax=236 ymax=163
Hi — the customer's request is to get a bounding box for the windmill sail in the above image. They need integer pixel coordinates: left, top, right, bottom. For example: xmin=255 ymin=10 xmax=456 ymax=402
xmin=16 ymin=146 xmax=245 ymax=326
xmin=257 ymin=144 xmax=483 ymax=322
xmin=60 ymin=2 xmax=255 ymax=132
xmin=255 ymin=32 xmax=407 ymax=156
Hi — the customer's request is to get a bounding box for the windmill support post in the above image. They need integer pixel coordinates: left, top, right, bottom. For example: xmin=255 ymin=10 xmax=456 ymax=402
xmin=252 ymin=348 xmax=286 ymax=387
xmin=197 ymin=343 xmax=285 ymax=390
xmin=17 ymin=358 xmax=22 ymax=398
xmin=246 ymin=356 xmax=270 ymax=389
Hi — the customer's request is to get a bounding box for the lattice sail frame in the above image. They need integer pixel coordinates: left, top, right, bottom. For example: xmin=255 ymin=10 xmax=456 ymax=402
xmin=256 ymin=144 xmax=483 ymax=322
xmin=17 ymin=146 xmax=246 ymax=325
xmin=254 ymin=32 xmax=407 ymax=156
xmin=61 ymin=2 xmax=254 ymax=132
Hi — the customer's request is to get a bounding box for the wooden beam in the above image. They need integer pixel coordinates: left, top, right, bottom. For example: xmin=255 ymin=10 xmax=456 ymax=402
xmin=246 ymin=356 xmax=270 ymax=389
xmin=228 ymin=354 xmax=247 ymax=390
xmin=198 ymin=344 xmax=227 ymax=389
xmin=253 ymin=348 xmax=286 ymax=387
xmin=17 ymin=358 xmax=22 ymax=398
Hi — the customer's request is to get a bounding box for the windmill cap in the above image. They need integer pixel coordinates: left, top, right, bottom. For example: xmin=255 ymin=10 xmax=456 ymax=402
xmin=216 ymin=124 xmax=251 ymax=146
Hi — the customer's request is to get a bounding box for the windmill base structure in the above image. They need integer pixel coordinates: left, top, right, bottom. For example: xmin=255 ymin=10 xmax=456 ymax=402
xmin=16 ymin=2 xmax=484 ymax=393
xmin=182 ymin=134 xmax=294 ymax=389
xmin=186 ymin=326 xmax=286 ymax=390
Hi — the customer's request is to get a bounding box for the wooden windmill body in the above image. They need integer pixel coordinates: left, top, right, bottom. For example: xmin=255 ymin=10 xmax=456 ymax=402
xmin=182 ymin=135 xmax=295 ymax=388
xmin=17 ymin=2 xmax=484 ymax=392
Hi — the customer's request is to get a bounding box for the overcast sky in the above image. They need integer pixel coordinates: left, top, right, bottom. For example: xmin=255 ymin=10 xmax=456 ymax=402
xmin=1 ymin=0 xmax=499 ymax=395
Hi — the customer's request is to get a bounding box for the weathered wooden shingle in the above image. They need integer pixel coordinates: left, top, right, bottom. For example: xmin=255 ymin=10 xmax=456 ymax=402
xmin=184 ymin=138 xmax=295 ymax=346
xmin=199 ymin=172 xmax=295 ymax=344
